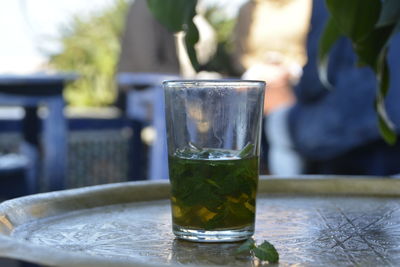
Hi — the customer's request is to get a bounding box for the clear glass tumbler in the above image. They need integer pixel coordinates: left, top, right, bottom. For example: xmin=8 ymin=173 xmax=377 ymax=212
xmin=163 ymin=80 xmax=265 ymax=242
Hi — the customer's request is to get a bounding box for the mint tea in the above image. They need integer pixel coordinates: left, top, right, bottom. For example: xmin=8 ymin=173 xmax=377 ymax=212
xmin=168 ymin=147 xmax=258 ymax=239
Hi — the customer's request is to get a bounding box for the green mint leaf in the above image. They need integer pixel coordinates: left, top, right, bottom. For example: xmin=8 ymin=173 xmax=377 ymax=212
xmin=204 ymin=210 xmax=226 ymax=230
xmin=253 ymin=241 xmax=279 ymax=263
xmin=188 ymin=142 xmax=202 ymax=151
xmin=236 ymin=238 xmax=256 ymax=254
xmin=237 ymin=143 xmax=254 ymax=158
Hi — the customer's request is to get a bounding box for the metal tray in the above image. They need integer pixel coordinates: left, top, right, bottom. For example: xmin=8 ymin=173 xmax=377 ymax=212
xmin=1 ymin=176 xmax=400 ymax=267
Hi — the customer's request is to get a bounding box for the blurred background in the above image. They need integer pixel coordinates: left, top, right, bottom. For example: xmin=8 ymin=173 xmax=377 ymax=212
xmin=1 ymin=0 xmax=400 ymax=202
xmin=0 ymin=0 xmax=244 ymax=104
xmin=0 ymin=0 xmax=247 ymax=199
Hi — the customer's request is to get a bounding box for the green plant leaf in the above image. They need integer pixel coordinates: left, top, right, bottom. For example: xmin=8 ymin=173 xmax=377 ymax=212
xmin=147 ymin=0 xmax=200 ymax=71
xmin=376 ymin=0 xmax=400 ymax=27
xmin=253 ymin=241 xmax=279 ymax=263
xmin=376 ymin=98 xmax=397 ymax=145
xmin=184 ymin=19 xmax=200 ymax=71
xmin=318 ymin=17 xmax=341 ymax=89
xmin=325 ymin=0 xmax=381 ymax=43
xmin=323 ymin=0 xmax=399 ymax=144
xmin=353 ymin=26 xmax=397 ymax=144
xmin=375 ymin=50 xmax=397 ymax=145
xmin=146 ymin=0 xmax=197 ymax=32
xmin=354 ymin=25 xmax=397 ymax=143
xmin=353 ymin=25 xmax=395 ymax=70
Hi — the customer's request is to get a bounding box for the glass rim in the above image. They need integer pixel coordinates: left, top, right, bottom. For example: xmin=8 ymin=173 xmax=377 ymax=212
xmin=163 ymin=79 xmax=266 ymax=88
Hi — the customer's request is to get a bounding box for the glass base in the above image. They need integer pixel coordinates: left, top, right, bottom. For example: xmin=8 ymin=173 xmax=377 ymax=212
xmin=173 ymin=224 xmax=254 ymax=243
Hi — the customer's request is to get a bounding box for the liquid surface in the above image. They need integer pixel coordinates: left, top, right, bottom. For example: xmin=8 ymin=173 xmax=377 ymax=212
xmin=168 ymin=148 xmax=259 ymax=230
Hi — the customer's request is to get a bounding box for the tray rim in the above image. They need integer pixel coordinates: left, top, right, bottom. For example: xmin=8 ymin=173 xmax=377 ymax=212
xmin=1 ymin=175 xmax=400 ymax=267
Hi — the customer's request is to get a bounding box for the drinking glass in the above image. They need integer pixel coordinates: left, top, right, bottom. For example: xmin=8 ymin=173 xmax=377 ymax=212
xmin=163 ymin=80 xmax=265 ymax=242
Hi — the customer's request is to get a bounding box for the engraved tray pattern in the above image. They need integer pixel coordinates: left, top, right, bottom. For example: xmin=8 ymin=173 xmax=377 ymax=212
xmin=1 ymin=178 xmax=400 ymax=266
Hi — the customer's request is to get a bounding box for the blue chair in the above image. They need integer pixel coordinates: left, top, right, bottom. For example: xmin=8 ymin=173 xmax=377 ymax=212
xmin=117 ymin=72 xmax=180 ymax=180
xmin=0 ymin=74 xmax=75 ymax=195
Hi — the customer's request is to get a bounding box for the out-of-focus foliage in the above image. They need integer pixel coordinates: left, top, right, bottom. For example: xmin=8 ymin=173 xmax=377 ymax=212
xmin=319 ymin=0 xmax=400 ymax=144
xmin=49 ymin=0 xmax=129 ymax=107
xmin=148 ymin=0 xmax=400 ymax=144
xmin=147 ymin=0 xmax=199 ymax=71
xmin=146 ymin=0 xmax=237 ymax=76
xmin=202 ymin=5 xmax=238 ymax=76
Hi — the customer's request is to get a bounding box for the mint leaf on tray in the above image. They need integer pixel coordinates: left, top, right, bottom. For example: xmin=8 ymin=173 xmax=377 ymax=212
xmin=236 ymin=239 xmax=279 ymax=263
xmin=253 ymin=240 xmax=279 ymax=263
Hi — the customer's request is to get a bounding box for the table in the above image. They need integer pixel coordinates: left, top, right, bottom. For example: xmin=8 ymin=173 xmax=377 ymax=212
xmin=1 ymin=176 xmax=400 ymax=266
xmin=0 ymin=74 xmax=76 ymax=192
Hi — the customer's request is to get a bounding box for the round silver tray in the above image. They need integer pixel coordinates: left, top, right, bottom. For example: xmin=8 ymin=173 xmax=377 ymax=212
xmin=1 ymin=176 xmax=400 ymax=266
